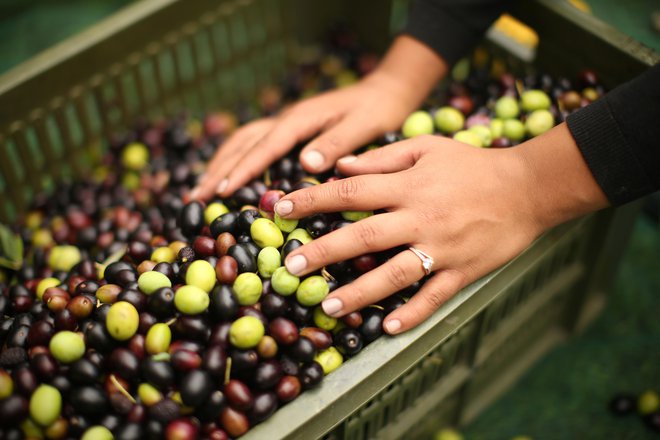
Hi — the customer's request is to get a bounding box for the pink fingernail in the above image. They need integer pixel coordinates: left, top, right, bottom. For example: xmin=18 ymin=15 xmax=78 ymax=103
xmin=337 ymin=155 xmax=357 ymax=165
xmin=217 ymin=179 xmax=228 ymax=194
xmin=384 ymin=319 xmax=401 ymax=334
xmin=275 ymin=200 xmax=293 ymax=216
xmin=322 ymin=298 xmax=343 ymax=316
xmin=286 ymin=254 xmax=307 ymax=275
xmin=303 ymin=150 xmax=324 ymax=170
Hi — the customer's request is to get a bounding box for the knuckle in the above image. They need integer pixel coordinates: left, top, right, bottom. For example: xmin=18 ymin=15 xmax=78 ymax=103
xmin=318 ymin=133 xmax=343 ymax=152
xmin=385 ymin=264 xmax=410 ymax=290
xmin=342 ymin=283 xmax=367 ymax=309
xmin=353 ymin=221 xmax=379 ymax=249
xmin=422 ymin=289 xmax=449 ymax=312
xmin=334 ymin=178 xmax=362 ymax=204
xmin=306 ymin=238 xmax=331 ymax=264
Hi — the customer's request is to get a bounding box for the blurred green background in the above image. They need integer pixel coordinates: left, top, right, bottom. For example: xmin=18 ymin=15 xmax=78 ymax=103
xmin=1 ymin=1 xmax=658 ymax=439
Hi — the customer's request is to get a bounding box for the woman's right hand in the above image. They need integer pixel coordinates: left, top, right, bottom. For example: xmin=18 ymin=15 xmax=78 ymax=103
xmin=189 ymin=35 xmax=448 ymax=200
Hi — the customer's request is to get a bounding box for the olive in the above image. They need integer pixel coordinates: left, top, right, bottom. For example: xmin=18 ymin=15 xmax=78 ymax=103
xmin=274 ymin=212 xmax=298 ymax=233
xmin=210 ymin=212 xmax=239 ymax=238
xmin=299 ymin=327 xmax=333 ymax=350
xmin=179 ymin=369 xmax=214 ymax=407
xmin=257 ymin=247 xmax=281 ymax=279
xmin=280 ymin=239 xmax=303 ymax=262
xmin=215 ymin=232 xmax=237 ymax=257
xmin=82 ymin=426 xmax=114 ymax=440
xmin=50 ymin=330 xmax=86 ymax=363
xmin=226 ymin=244 xmax=257 ymax=274
xmin=117 ymin=289 xmax=148 ymax=313
xmin=138 ymin=382 xmax=163 ymax=406
xmin=106 ymin=301 xmax=140 ymax=341
xmin=148 ymin=287 xmax=176 ymax=319
xmin=298 ymin=361 xmax=324 ymax=390
xmin=138 ymin=270 xmax=172 ymax=295
xmin=260 ymin=293 xmax=289 ymax=318
xmin=141 ymin=358 xmax=175 ymax=390
xmin=313 ymin=306 xmax=337 ymax=331
xmin=335 ymin=328 xmax=364 ymax=356
xmin=288 ymin=300 xmax=313 ymax=327
xmin=271 ymin=267 xmax=299 ymax=296
xmin=96 ymin=284 xmax=122 ymax=304
xmin=193 ymin=235 xmax=216 ymax=257
xmin=230 ymin=316 xmax=265 ymax=349
xmin=250 ymin=218 xmax=284 ymax=249
xmin=114 ymin=422 xmax=144 ymax=440
xmin=209 ymin=285 xmax=240 ymax=322
xmin=100 ymin=413 xmax=123 ymax=432
xmin=302 ymin=214 xmax=331 ymax=238
xmin=26 ymin=320 xmax=54 ymax=347
xmin=145 ymin=323 xmax=172 ymax=355
xmin=109 ymin=347 xmax=140 ymax=381
xmin=202 ymin=345 xmax=227 ymax=378
xmin=220 ymin=406 xmax=250 ymax=438
xmin=296 ymin=276 xmax=329 ymax=306
xmin=286 ymin=228 xmax=312 ymax=245
xmin=288 ymin=336 xmax=317 ymax=363
xmin=174 ymin=315 xmax=211 ymax=342
xmin=53 ymin=308 xmax=77 ymax=331
xmin=359 ymin=307 xmax=384 ymax=342
xmin=180 ymin=201 xmax=204 ymax=238
xmin=174 ymin=285 xmax=210 ymax=315
xmin=249 ymin=391 xmax=278 ymax=423
xmin=232 ymin=273 xmax=263 ymax=306
xmin=232 ymin=186 xmax=260 ymax=208
xmin=275 ymin=375 xmax=301 ymax=403
xmin=0 ymin=395 xmax=29 ymax=427
xmin=253 ymin=359 xmax=283 ymax=390
xmin=171 ymin=349 xmax=203 ymax=372
xmin=153 ymin=262 xmax=176 ymax=280
xmin=269 ymin=317 xmax=298 ymax=345
xmin=224 ymin=379 xmax=254 ymax=411
xmin=6 ymin=324 xmax=30 ymax=348
xmin=208 ymin=323 xmax=231 ymax=348
xmin=69 ymin=386 xmax=109 ymax=417
xmin=31 ymin=353 xmax=59 ymax=380
xmin=196 ymin=390 xmax=227 ymax=423
xmin=185 ymin=259 xmax=216 ymax=293
xmin=238 ymin=209 xmax=260 ymax=234
xmin=229 ymin=349 xmax=259 ymax=373
xmin=314 ymin=346 xmax=343 ymax=374
xmin=104 ymin=261 xmax=135 ymax=284
xmin=84 ymin=321 xmax=116 ymax=353
xmin=165 ymin=418 xmax=199 ymax=440
xmin=116 ymin=269 xmax=139 ymax=288
xmin=256 ymin=335 xmax=278 ymax=359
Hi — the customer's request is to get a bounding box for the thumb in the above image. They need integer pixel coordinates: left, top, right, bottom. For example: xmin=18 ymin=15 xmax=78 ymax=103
xmin=299 ymin=115 xmax=382 ymax=173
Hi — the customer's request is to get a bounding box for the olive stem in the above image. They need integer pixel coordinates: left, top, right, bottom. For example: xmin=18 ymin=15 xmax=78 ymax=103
xmin=110 ymin=374 xmax=137 ymax=404
xmin=224 ymin=357 xmax=232 ymax=385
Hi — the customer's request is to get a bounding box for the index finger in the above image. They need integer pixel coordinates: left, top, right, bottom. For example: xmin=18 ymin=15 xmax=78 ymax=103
xmin=274 ymin=174 xmax=397 ymax=219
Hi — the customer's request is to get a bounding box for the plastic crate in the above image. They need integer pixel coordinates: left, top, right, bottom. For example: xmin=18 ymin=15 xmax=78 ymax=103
xmin=0 ymin=0 xmax=657 ymax=439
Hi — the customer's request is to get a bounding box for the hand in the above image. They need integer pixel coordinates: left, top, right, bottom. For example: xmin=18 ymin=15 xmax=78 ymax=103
xmin=273 ymin=124 xmax=609 ymax=334
xmin=190 ymin=36 xmax=448 ymax=200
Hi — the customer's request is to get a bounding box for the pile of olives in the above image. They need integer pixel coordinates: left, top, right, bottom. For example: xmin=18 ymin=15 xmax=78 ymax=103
xmin=0 ymin=33 xmax=605 ymax=439
xmin=609 ymin=390 xmax=660 ymax=433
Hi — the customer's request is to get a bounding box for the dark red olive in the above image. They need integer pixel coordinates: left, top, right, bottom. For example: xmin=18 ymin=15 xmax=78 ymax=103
xmin=128 ymin=240 xmax=151 ymax=263
xmin=278 ymin=355 xmax=299 ymax=377
xmin=224 ymin=379 xmax=254 ymax=411
xmin=215 ymin=232 xmax=237 ymax=257
xmin=193 ymin=236 xmax=216 ymax=258
xmin=171 ymin=349 xmax=203 ymax=372
xmin=341 ymin=311 xmax=363 ymax=329
xmin=174 ymin=315 xmax=211 ymax=342
xmin=12 ymin=366 xmax=37 ymax=396
xmin=269 ymin=317 xmax=298 ymax=346
xmin=275 ymin=375 xmax=301 ymax=403
xmin=67 ymin=295 xmax=95 ymax=319
xmin=166 ymin=418 xmax=200 ymax=440
xmin=31 ymin=353 xmax=59 ymax=380
xmin=215 ymin=255 xmax=239 ymax=285
xmin=54 ymin=308 xmax=78 ymax=331
xmin=220 ymin=406 xmax=250 ymax=438
xmin=26 ymin=320 xmax=54 ymax=347
xmin=127 ymin=403 xmax=146 ymax=424
xmin=299 ymin=327 xmax=333 ymax=350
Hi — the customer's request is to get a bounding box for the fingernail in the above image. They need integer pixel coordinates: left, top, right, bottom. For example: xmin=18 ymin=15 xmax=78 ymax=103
xmin=216 ymin=179 xmax=228 ymax=194
xmin=322 ymin=298 xmax=343 ymax=316
xmin=189 ymin=188 xmax=200 ymax=200
xmin=285 ymin=254 xmax=307 ymax=275
xmin=303 ymin=150 xmax=324 ymax=170
xmin=275 ymin=200 xmax=293 ymax=216
xmin=337 ymin=155 xmax=357 ymax=165
xmin=384 ymin=319 xmax=402 ymax=334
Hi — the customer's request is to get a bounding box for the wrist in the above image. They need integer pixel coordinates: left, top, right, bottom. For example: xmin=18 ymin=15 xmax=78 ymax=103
xmin=514 ymin=123 xmax=610 ymax=232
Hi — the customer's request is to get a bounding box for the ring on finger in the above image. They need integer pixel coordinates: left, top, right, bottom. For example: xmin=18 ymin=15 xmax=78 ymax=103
xmin=408 ymin=247 xmax=434 ymax=276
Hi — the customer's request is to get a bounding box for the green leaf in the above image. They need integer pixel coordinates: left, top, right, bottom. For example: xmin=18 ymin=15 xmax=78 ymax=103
xmin=0 ymin=223 xmax=23 ymax=270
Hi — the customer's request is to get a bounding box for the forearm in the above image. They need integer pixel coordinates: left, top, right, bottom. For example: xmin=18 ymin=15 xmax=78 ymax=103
xmin=365 ymin=35 xmax=448 ymax=111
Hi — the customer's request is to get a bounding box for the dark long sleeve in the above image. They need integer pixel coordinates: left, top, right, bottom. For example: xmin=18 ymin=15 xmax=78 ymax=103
xmin=403 ymin=0 xmax=512 ymax=66
xmin=566 ymin=63 xmax=660 ymax=205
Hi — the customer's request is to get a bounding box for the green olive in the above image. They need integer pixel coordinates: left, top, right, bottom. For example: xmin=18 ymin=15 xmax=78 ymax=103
xmin=138 ymin=382 xmax=163 ymax=406
xmin=81 ymin=426 xmax=114 ymax=440
xmin=453 ymin=130 xmax=483 ymax=148
xmin=138 ymin=270 xmax=172 ymax=295
xmin=49 ymin=331 xmax=85 ymax=363
xmin=185 ymin=259 xmax=216 ymax=293
xmin=494 ymin=96 xmax=520 ymax=119
xmin=36 ymin=277 xmax=61 ymax=300
xmin=48 ymin=245 xmax=82 ymax=272
xmin=205 ymin=202 xmax=229 ymax=225
xmin=145 ymin=323 xmax=172 ymax=355
xmin=232 ymin=273 xmax=263 ymax=305
xmin=286 ymin=228 xmax=313 ymax=245
xmin=0 ymin=369 xmax=13 ymax=399
xmin=151 ymin=247 xmax=176 ymax=264
xmin=30 ymin=384 xmax=62 ymax=426
xmin=271 ymin=266 xmax=300 ymax=296
xmin=467 ymin=125 xmax=492 ymax=147
xmin=520 ymin=89 xmax=551 ymax=111
xmin=340 ymin=211 xmax=373 ymax=222
xmin=525 ymin=109 xmax=554 ymax=137
xmin=274 ymin=213 xmax=298 ymax=233
xmin=174 ymin=285 xmax=210 ymax=315
xmin=121 ymin=142 xmax=149 ymax=171
xmin=106 ymin=301 xmax=140 ymax=340
xmin=313 ymin=306 xmax=337 ymax=331
xmin=296 ymin=275 xmax=329 ymax=306
xmin=251 ymin=218 xmax=284 ymax=249
xmin=502 ymin=119 xmax=525 ymax=141
xmin=638 ymin=390 xmax=660 ymax=415
xmin=229 ymin=316 xmax=265 ymax=349
xmin=402 ymin=110 xmax=434 ymax=138
xmin=257 ymin=247 xmax=281 ymax=279
xmin=314 ymin=346 xmax=343 ymax=374
xmin=434 ymin=106 xmax=465 ymax=134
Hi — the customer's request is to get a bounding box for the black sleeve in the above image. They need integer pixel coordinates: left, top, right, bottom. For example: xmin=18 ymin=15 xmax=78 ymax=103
xmin=403 ymin=0 xmax=512 ymax=65
xmin=566 ymin=63 xmax=660 ymax=206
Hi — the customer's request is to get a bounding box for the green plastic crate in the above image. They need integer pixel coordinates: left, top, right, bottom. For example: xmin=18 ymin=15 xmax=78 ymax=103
xmin=0 ymin=0 xmax=657 ymax=438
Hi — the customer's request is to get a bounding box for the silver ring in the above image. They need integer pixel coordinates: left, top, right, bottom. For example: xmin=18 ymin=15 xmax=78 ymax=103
xmin=408 ymin=247 xmax=434 ymax=276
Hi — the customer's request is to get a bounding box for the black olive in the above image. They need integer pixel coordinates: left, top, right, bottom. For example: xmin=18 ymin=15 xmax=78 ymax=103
xmin=232 ymin=186 xmax=259 ymax=207
xmin=141 ymin=358 xmax=175 ymax=390
xmin=104 ymin=261 xmax=135 ymax=284
xmin=148 ymin=287 xmax=176 ymax=319
xmin=227 ymin=244 xmax=257 ymax=273
xmin=114 ymin=422 xmax=144 ymax=440
xmin=69 ymin=358 xmax=99 ymax=385
xmin=335 ymin=328 xmax=364 ymax=356
xmin=287 ymin=336 xmax=317 ymax=363
xmin=148 ymin=398 xmax=180 ymax=423
xmin=608 ymin=393 xmax=636 ymax=416
xmin=203 ymin=345 xmax=228 ymax=378
xmin=69 ymin=386 xmax=109 ymax=416
xmin=109 ymin=348 xmax=140 ymax=381
xmin=100 ymin=413 xmax=122 ymax=432
xmin=253 ymin=360 xmax=283 ymax=390
xmin=117 ymin=289 xmax=148 ymax=312
xmin=302 ymin=214 xmax=331 ymax=238
xmin=6 ymin=325 xmax=30 ymax=348
xmin=298 ymin=362 xmax=324 ymax=390
xmin=281 ymin=239 xmax=303 ymax=262
xmin=230 ymin=349 xmax=259 ymax=374
xmin=238 ymin=209 xmax=260 ymax=234
xmin=179 ymin=370 xmax=214 ymax=407
xmin=260 ymin=293 xmax=289 ymax=319
xmin=359 ymin=307 xmax=384 ymax=342
xmin=209 ymin=285 xmax=240 ymax=322
xmin=84 ymin=321 xmax=116 ymax=353
xmin=0 ymin=395 xmax=28 ymax=428
xmin=196 ymin=390 xmax=227 ymax=422
xmin=249 ymin=391 xmax=279 ymax=423
xmin=210 ymin=212 xmax=239 ymax=238
xmin=288 ymin=300 xmax=313 ymax=327
xmin=179 ymin=201 xmax=204 ymax=238
xmin=174 ymin=315 xmax=211 ymax=342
